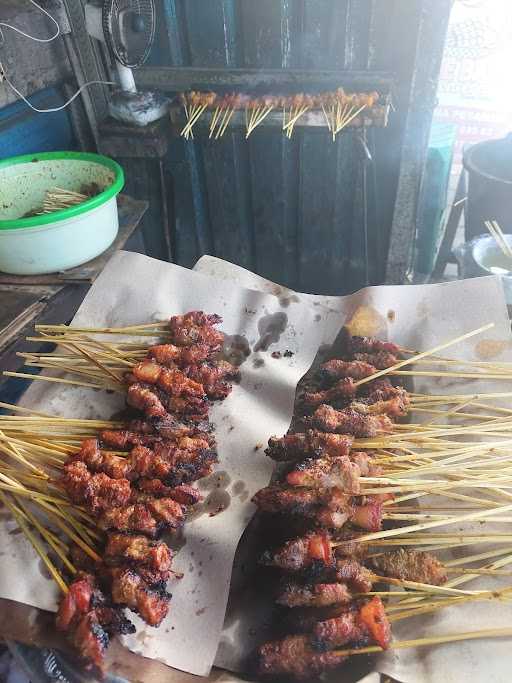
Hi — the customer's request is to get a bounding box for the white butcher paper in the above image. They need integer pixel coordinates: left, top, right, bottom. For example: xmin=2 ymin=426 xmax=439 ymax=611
xmin=195 ymin=256 xmax=512 ymax=683
xmin=0 ymin=251 xmax=322 ymax=677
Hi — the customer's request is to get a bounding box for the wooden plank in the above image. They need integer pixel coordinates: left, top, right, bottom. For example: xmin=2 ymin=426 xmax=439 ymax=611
xmin=384 ymin=0 xmax=452 ymax=283
xmin=248 ymin=130 xmax=299 ymax=286
xmin=0 ymin=286 xmax=57 ymax=352
xmin=0 ymin=284 xmax=89 ymax=406
xmin=329 ymin=132 xmax=358 ymax=293
xmin=297 ymin=130 xmax=338 ymax=294
xmin=136 ymin=66 xmax=394 ymax=91
xmin=202 ymin=132 xmax=254 ymax=269
xmin=431 ymin=170 xmax=467 ymax=279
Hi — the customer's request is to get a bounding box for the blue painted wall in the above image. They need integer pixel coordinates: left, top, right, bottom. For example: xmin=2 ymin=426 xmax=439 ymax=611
xmin=0 ymin=88 xmax=76 ymax=159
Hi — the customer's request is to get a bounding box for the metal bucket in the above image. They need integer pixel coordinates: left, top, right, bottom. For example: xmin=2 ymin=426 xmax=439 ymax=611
xmin=454 ymin=233 xmax=512 ymax=305
xmin=463 ymin=133 xmax=512 ymax=241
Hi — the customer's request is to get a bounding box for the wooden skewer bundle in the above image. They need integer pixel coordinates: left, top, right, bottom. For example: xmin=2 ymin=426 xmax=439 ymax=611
xmin=178 ymin=88 xmax=380 ymax=140
xmin=4 ymin=319 xmax=512 ymax=661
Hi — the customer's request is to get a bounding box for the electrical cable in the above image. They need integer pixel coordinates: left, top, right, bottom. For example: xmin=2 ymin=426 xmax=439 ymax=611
xmin=1 ymin=72 xmax=115 ymax=113
xmin=0 ymin=0 xmax=60 ymax=44
xmin=0 ymin=0 xmax=116 ymax=113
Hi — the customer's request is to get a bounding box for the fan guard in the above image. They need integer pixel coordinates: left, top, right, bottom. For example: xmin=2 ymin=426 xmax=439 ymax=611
xmin=102 ymin=0 xmax=156 ymax=68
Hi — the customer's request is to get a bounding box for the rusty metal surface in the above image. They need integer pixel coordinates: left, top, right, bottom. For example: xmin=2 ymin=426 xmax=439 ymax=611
xmin=136 ymin=66 xmax=393 ymax=90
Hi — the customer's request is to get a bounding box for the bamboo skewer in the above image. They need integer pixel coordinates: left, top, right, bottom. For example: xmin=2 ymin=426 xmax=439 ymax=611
xmin=2 ymin=371 xmax=121 ymax=391
xmin=335 ymin=502 xmax=512 ymax=545
xmin=0 ymin=491 xmax=68 ymax=593
xmin=485 ymin=220 xmax=512 ymax=259
xmin=5 ymin=316 xmax=512 ymax=669
xmin=389 ymin=587 xmax=512 ymax=622
xmin=332 ymin=628 xmax=512 ymax=658
xmin=354 ymin=323 xmax=495 ymax=387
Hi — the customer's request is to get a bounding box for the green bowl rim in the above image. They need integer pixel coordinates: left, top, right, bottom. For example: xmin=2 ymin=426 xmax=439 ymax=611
xmin=0 ymin=151 xmax=125 ymax=231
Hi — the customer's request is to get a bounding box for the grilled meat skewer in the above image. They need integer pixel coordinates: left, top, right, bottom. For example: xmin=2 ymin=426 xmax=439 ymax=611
xmin=276 ymin=581 xmax=353 ymax=608
xmin=266 ymin=431 xmax=354 ymax=461
xmin=56 ymin=573 xmax=134 ymax=672
xmin=258 ymin=634 xmax=347 ymax=679
xmin=310 ymin=404 xmax=393 ymax=436
xmin=257 ymin=597 xmax=389 ymax=679
xmin=369 ymin=549 xmax=448 ymax=585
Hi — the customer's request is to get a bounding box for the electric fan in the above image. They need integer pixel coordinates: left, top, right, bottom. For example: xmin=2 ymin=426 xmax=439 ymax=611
xmin=85 ymin=0 xmax=169 ymax=126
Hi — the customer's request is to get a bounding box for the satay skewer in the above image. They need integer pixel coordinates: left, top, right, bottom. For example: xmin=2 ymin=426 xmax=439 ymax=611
xmin=209 ymin=102 xmax=222 ymax=138
xmin=354 ymin=323 xmax=495 ymax=387
xmin=217 ymin=95 xmax=239 ymax=138
xmin=332 ymin=627 xmax=512 ymax=658
xmin=246 ymin=98 xmax=263 ymax=138
xmin=184 ymin=91 xmax=218 ymax=138
xmin=250 ymin=96 xmax=275 ymax=135
xmin=321 ymin=102 xmax=332 ymax=132
xmin=0 ymin=490 xmax=69 ymax=593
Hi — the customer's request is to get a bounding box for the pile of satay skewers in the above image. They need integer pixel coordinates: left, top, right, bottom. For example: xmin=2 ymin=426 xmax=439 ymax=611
xmin=248 ymin=324 xmax=512 ymax=677
xmin=4 ymin=319 xmax=512 ymax=677
xmin=177 ymin=88 xmax=381 ymax=140
xmin=0 ymin=311 xmax=239 ymax=672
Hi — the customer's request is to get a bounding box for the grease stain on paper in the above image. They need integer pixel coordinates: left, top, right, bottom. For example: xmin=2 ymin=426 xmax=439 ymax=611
xmin=474 ymin=339 xmax=509 ymax=360
xmin=254 ymin=312 xmax=288 ymax=352
xmin=222 ymin=334 xmax=251 ymax=366
xmin=279 ymin=294 xmax=300 ymax=308
xmin=188 ymin=471 xmax=232 ymax=521
xmin=232 ymin=480 xmax=250 ymax=503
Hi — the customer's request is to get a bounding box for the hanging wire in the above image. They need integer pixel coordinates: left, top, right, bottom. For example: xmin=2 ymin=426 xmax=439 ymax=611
xmin=1 ymin=73 xmax=115 ymax=113
xmin=0 ymin=0 xmax=60 ymax=45
xmin=0 ymin=0 xmax=115 ymax=113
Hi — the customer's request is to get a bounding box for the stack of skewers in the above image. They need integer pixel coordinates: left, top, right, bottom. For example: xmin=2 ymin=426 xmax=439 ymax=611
xmin=177 ymin=88 xmax=381 ymax=140
xmin=0 ymin=311 xmax=239 ymax=672
xmin=248 ymin=325 xmax=512 ymax=678
xmin=4 ymin=318 xmax=512 ymax=678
